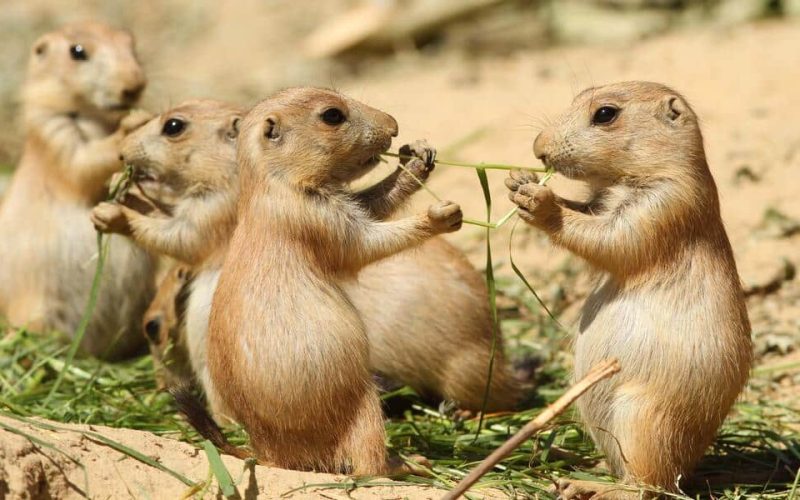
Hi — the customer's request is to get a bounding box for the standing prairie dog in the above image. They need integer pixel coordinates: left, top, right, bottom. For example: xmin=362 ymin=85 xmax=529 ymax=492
xmin=0 ymin=22 xmax=156 ymax=359
xmin=92 ymin=99 xmax=521 ymax=411
xmin=208 ymin=88 xmax=462 ymax=473
xmin=507 ymin=81 xmax=752 ymax=497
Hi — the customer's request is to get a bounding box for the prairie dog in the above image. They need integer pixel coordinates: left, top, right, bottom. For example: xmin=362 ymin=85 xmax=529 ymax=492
xmin=93 ymin=100 xmax=244 ymax=267
xmin=208 ymin=88 xmax=462 ymax=473
xmin=93 ymin=99 xmax=520 ymax=411
xmin=0 ymin=22 xmax=156 ymax=359
xmin=508 ymin=81 xmax=751 ymax=496
xmin=93 ymin=99 xmax=243 ymax=402
xmin=142 ymin=264 xmax=193 ymax=388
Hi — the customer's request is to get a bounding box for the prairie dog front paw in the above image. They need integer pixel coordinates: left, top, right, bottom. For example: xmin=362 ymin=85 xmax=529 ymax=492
xmin=399 ymin=140 xmax=436 ymax=182
xmin=504 ymin=169 xmax=539 ymax=192
xmin=91 ymin=202 xmax=130 ymax=235
xmin=427 ymin=200 xmax=462 ymax=234
xmin=509 ymin=183 xmax=556 ymax=227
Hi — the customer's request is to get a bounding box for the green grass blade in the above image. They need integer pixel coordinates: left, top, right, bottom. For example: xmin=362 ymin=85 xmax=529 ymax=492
xmin=789 ymin=465 xmax=800 ymax=499
xmin=382 ymin=151 xmax=547 ymax=173
xmin=0 ymin=420 xmax=83 ymax=465
xmin=280 ymin=479 xmax=429 ymax=497
xmin=0 ymin=411 xmax=197 ymax=488
xmin=45 ymin=233 xmax=109 ymax=403
xmin=494 ymin=207 xmax=519 ymax=228
xmin=509 ymin=220 xmax=563 ymax=328
xmin=83 ymin=429 xmax=197 ymax=487
xmin=474 ymin=167 xmax=499 ymax=440
xmin=203 ymin=440 xmax=239 ymax=498
xmin=46 ymin=166 xmax=133 ymax=403
xmin=463 ymin=208 xmax=518 ymax=229
xmin=506 ymin=169 xmax=562 ymax=328
xmin=462 ymin=217 xmax=495 ymax=228
xmin=0 ymin=419 xmax=89 ymax=495
xmin=396 ymin=162 xmax=443 ymax=202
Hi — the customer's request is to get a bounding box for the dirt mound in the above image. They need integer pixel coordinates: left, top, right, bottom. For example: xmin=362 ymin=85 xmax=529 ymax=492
xmin=0 ymin=415 xmax=491 ymax=499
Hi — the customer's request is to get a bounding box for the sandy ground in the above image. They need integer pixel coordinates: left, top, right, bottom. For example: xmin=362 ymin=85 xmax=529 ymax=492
xmin=0 ymin=3 xmax=799 ymax=498
xmin=0 ymin=415 xmax=492 ymax=499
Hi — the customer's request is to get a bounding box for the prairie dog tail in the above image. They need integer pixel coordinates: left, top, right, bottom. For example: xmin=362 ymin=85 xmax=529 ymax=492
xmin=169 ymin=384 xmax=255 ymax=462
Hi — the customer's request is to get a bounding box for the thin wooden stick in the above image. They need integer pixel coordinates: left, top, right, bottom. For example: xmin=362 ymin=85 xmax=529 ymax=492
xmin=442 ymin=358 xmax=622 ymax=500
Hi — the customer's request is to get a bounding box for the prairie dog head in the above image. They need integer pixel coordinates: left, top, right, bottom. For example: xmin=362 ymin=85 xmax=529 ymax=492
xmin=142 ymin=265 xmax=194 ymax=387
xmin=142 ymin=265 xmax=192 ymax=348
xmin=121 ymin=100 xmax=245 ymax=201
xmin=238 ymin=87 xmax=399 ymax=189
xmin=24 ymin=21 xmax=145 ymax=119
xmin=534 ymin=81 xmax=706 ymax=183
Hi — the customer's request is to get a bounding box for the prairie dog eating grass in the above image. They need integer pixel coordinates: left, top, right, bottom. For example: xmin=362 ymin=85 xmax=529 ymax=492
xmin=0 ymin=22 xmax=155 ymax=359
xmin=207 ymin=88 xmax=462 ymax=473
xmin=92 ymin=99 xmax=243 ymax=399
xmin=93 ymin=99 xmax=521 ymax=412
xmin=508 ymin=81 xmax=751 ymax=497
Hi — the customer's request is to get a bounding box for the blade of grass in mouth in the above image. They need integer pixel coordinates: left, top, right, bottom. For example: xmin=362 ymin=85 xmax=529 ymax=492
xmin=382 ymin=151 xmax=548 ymax=173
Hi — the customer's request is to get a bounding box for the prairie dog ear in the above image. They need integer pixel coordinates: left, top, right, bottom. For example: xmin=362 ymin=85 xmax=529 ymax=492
xmin=32 ymin=34 xmax=51 ymax=58
xmin=660 ymin=95 xmax=690 ymax=125
xmin=222 ymin=116 xmax=242 ymax=142
xmin=264 ymin=115 xmax=281 ymax=141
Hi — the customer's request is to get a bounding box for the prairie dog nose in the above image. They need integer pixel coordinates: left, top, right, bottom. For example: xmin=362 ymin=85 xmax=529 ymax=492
xmin=387 ymin=115 xmax=398 ymax=137
xmin=121 ymin=82 xmax=145 ymax=105
xmin=533 ymin=130 xmax=548 ymax=161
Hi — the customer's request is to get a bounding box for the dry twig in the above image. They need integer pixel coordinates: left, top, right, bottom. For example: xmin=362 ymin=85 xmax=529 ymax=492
xmin=443 ymin=358 xmax=622 ymax=500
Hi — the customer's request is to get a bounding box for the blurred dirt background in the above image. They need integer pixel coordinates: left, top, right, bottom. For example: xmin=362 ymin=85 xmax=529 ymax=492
xmin=0 ymin=0 xmax=798 ymax=496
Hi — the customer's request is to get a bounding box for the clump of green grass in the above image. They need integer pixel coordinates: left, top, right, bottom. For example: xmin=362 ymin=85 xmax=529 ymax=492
xmin=0 ymin=329 xmax=187 ymax=436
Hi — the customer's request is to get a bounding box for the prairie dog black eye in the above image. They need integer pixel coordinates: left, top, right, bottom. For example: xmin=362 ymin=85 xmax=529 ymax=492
xmin=320 ymin=108 xmax=346 ymax=126
xmin=592 ymin=106 xmax=618 ymax=125
xmin=69 ymin=44 xmax=88 ymax=61
xmin=161 ymin=118 xmax=186 ymax=137
xmin=143 ymin=318 xmax=160 ymax=342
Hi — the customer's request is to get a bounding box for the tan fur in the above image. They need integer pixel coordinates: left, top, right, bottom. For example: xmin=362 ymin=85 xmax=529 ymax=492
xmin=508 ymin=81 xmax=752 ymax=495
xmin=208 ymin=87 xmax=462 ymax=473
xmin=94 ymin=99 xmax=520 ymax=411
xmin=93 ymin=98 xmax=243 ymax=409
xmin=0 ymin=22 xmax=156 ymax=359
xmin=142 ymin=264 xmax=193 ymax=388
xmin=349 ymin=239 xmax=518 ymax=411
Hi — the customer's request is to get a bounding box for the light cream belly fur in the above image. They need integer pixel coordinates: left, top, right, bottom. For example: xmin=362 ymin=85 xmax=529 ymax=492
xmin=186 ymin=268 xmax=218 ymax=391
xmin=0 ymin=180 xmax=155 ymax=360
xmin=574 ymin=275 xmax=747 ymax=478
